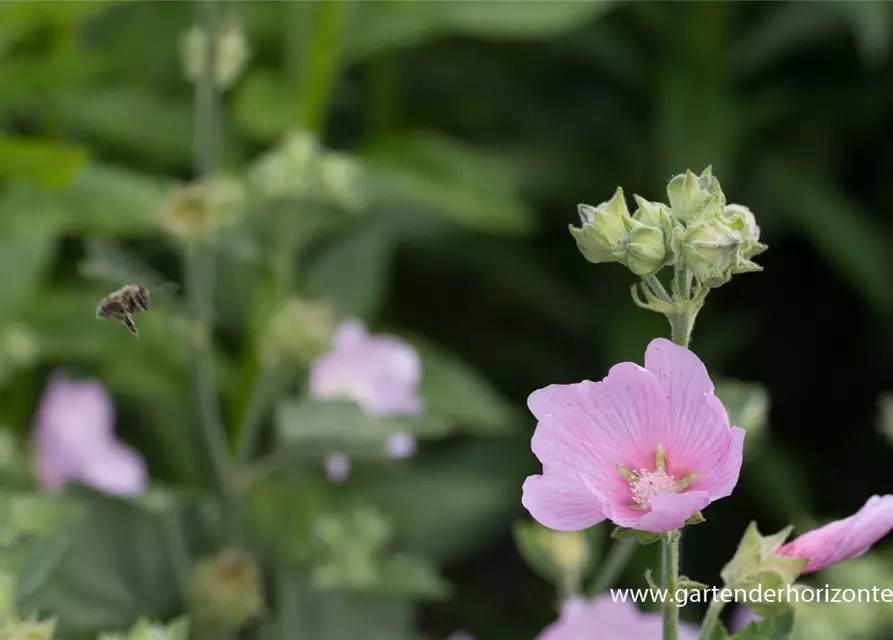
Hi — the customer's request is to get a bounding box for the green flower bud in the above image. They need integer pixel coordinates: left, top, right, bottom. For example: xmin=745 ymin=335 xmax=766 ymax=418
xmin=99 ymin=617 xmax=190 ymax=640
xmin=191 ymin=549 xmax=264 ymax=628
xmin=616 ymin=217 xmax=668 ymax=277
xmin=633 ymin=195 xmax=675 ymax=258
xmin=319 ymin=152 xmax=365 ymax=212
xmin=720 ymin=522 xmax=807 ymax=616
xmin=570 ymin=187 xmax=630 ymax=264
xmin=667 ymin=167 xmax=726 ymax=224
xmin=180 ymin=15 xmax=250 ymax=90
xmin=681 ymin=217 xmax=742 ymax=287
xmin=723 ymin=203 xmax=767 ymax=262
xmin=159 ymin=176 xmax=245 ymax=243
xmin=1 ymin=617 xmax=56 ymax=640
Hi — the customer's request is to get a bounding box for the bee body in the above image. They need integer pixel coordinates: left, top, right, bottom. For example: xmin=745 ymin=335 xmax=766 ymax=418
xmin=95 ymin=283 xmax=170 ymax=338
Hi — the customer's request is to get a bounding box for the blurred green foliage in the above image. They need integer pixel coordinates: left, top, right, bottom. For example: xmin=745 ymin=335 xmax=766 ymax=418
xmin=0 ymin=1 xmax=891 ymax=639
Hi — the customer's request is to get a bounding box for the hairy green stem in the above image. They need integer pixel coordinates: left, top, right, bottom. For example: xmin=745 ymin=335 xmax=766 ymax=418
xmin=590 ymin=537 xmax=639 ymax=595
xmin=662 ymin=530 xmax=681 ymax=640
xmin=698 ymin=598 xmax=727 ymax=640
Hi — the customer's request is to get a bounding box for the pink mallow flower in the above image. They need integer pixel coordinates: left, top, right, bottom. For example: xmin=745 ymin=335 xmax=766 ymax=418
xmin=522 ymin=338 xmax=744 ymax=533
xmin=33 ymin=373 xmax=147 ymax=496
xmin=536 ymin=595 xmax=698 ymax=640
xmin=775 ymin=495 xmax=893 ymax=574
xmin=309 ymin=319 xmax=423 ymax=417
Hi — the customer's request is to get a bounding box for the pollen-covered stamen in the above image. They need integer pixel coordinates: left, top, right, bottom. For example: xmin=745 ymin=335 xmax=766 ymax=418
xmin=630 ymin=468 xmax=678 ymax=507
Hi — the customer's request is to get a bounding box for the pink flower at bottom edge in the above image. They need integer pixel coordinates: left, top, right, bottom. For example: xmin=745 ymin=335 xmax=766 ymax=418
xmin=536 ymin=595 xmax=699 ymax=640
xmin=522 ymin=338 xmax=745 ymax=534
xmin=775 ymin=494 xmax=893 ymax=574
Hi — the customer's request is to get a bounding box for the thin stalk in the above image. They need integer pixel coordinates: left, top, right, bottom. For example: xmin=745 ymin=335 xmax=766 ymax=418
xmin=236 ymin=362 xmax=280 ymax=461
xmin=190 ymin=0 xmax=233 ymax=501
xmin=645 ymin=275 xmax=672 ymax=303
xmin=698 ymin=598 xmax=727 ymax=640
xmin=589 ymin=538 xmax=639 ymax=595
xmin=662 ymin=530 xmax=681 ymax=640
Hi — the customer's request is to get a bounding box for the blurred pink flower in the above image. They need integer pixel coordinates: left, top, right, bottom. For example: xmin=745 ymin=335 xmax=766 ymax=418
xmin=324 ymin=452 xmax=350 ymax=484
xmin=536 ymin=595 xmax=698 ymax=640
xmin=309 ymin=319 xmax=423 ymax=417
xmin=522 ymin=338 xmax=744 ymax=533
xmin=33 ymin=373 xmax=147 ymax=496
xmin=775 ymin=495 xmax=893 ymax=574
xmin=385 ymin=432 xmax=417 ymax=459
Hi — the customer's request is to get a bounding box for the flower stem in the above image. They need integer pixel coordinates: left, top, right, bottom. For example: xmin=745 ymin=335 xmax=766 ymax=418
xmin=190 ymin=0 xmax=233 ymax=503
xmin=698 ymin=598 xmax=727 ymax=640
xmin=589 ymin=537 xmax=639 ymax=595
xmin=662 ymin=530 xmax=681 ymax=640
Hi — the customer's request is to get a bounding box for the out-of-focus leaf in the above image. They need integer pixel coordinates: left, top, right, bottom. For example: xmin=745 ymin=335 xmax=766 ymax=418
xmin=716 ymin=380 xmax=769 ymax=447
xmin=443 ymin=0 xmax=609 ymax=39
xmin=232 ymin=70 xmax=300 ymax=141
xmin=831 ymin=0 xmax=892 ymax=62
xmin=15 ymin=490 xmax=182 ymax=639
xmin=0 ymin=0 xmax=116 ymax=55
xmin=60 ymin=90 xmax=195 ymax=168
xmin=361 ymin=132 xmax=535 ymax=235
xmin=368 ymin=554 xmax=450 ymax=600
xmin=760 ymin=159 xmax=893 ymax=318
xmin=276 ymin=399 xmax=448 ymax=460
xmin=0 ymin=165 xmax=166 ymax=236
xmin=349 ymin=440 xmax=528 ymax=563
xmin=303 ymin=222 xmax=393 ymax=320
xmin=0 ymin=136 xmax=89 ymax=188
xmin=412 ymin=338 xmax=518 ymax=434
xmin=79 ymin=238 xmax=175 ymax=291
xmin=337 ymin=0 xmax=609 ymax=66
xmin=0 ymin=228 xmax=56 ymax=323
xmin=287 ymin=575 xmax=416 ymax=640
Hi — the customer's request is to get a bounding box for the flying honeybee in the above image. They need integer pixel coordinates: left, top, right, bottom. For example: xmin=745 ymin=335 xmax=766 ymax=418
xmin=95 ymin=283 xmax=179 ymax=339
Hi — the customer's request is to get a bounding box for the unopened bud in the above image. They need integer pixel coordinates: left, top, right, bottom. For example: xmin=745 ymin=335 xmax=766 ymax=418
xmin=667 ymin=167 xmax=726 ymax=224
xmin=248 ymin=130 xmax=320 ymax=200
xmin=319 ymin=152 xmax=364 ymax=212
xmin=180 ymin=15 xmax=250 ymax=90
xmin=681 ymin=218 xmax=742 ymax=287
xmin=98 ymin=617 xmax=190 ymax=640
xmin=617 ymin=217 xmax=667 ymax=277
xmin=723 ymin=203 xmax=767 ymax=263
xmin=261 ymin=298 xmax=336 ymax=365
xmin=720 ymin=522 xmax=807 ymax=616
xmin=570 ymin=188 xmax=630 ymax=264
xmin=513 ymin=521 xmax=591 ymax=590
xmin=191 ymin=549 xmax=264 ymax=628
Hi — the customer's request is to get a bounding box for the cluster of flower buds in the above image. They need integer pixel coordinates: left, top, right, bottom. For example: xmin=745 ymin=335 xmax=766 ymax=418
xmin=260 ymin=298 xmax=337 ymax=365
xmin=180 ymin=14 xmax=250 ymax=91
xmin=98 ymin=618 xmax=190 ymax=640
xmin=248 ymin=130 xmax=365 ymax=212
xmin=571 ymin=167 xmax=766 ymax=289
xmin=311 ymin=507 xmax=391 ymax=590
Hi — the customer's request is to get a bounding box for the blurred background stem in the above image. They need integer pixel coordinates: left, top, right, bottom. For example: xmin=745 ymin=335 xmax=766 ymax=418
xmin=189 ymin=0 xmax=234 ymax=503
xmin=589 ymin=538 xmax=638 ymax=595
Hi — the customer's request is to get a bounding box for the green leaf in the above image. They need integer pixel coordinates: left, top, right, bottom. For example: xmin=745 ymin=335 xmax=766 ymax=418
xmin=413 ymin=338 xmax=518 ymax=434
xmin=732 ymin=610 xmax=795 ymax=640
xmin=276 ymin=399 xmax=449 ymax=460
xmin=15 ymin=491 xmax=183 ymax=639
xmin=361 ymin=132 xmax=536 ymax=235
xmin=0 ymin=135 xmax=89 ymax=188
xmin=304 ymin=222 xmax=393 ymax=320
xmin=704 ymin=620 xmax=731 ymax=640
xmin=715 ymin=380 xmax=770 ymax=445
xmin=362 ymin=554 xmax=449 ymax=600
xmin=442 ymin=0 xmax=610 ymax=39
xmin=59 ymin=90 xmax=195 ymax=168
xmin=0 ymin=228 xmax=56 ymax=323
xmin=348 ymin=440 xmax=528 ymax=563
xmin=287 ymin=576 xmax=416 ymax=640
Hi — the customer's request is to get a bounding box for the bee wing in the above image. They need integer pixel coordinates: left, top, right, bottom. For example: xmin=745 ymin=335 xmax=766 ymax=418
xmin=148 ymin=282 xmax=180 ymax=298
xmin=80 ymin=238 xmax=174 ymax=292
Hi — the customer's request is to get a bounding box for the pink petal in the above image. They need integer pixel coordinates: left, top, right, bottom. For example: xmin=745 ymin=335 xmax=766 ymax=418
xmin=776 ymin=494 xmax=893 ymax=574
xmin=523 ymin=363 xmax=669 ymax=529
xmin=535 ymin=595 xmax=700 ymax=640
xmin=612 ymin=490 xmax=712 ymax=532
xmin=332 ymin=319 xmax=368 ymax=350
xmin=644 ymin=339 xmax=742 ymax=498
xmin=34 ymin=374 xmax=114 ymax=444
xmin=521 ymin=474 xmax=606 ymax=531
xmin=77 ymin=440 xmax=147 ymax=497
